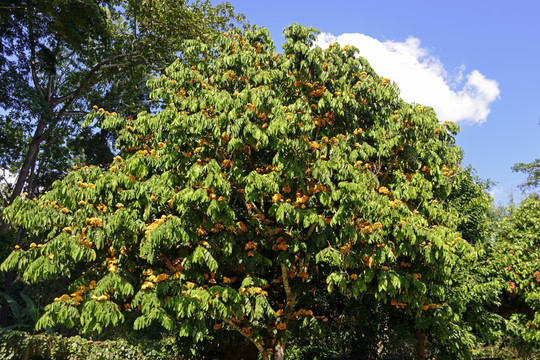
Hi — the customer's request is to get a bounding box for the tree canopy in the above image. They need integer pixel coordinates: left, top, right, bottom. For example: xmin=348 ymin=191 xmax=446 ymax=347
xmin=0 ymin=24 xmax=491 ymax=359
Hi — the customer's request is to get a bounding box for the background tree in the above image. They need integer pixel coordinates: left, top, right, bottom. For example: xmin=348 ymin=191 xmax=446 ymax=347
xmin=0 ymin=0 xmax=245 ymax=230
xmin=488 ymin=195 xmax=540 ymax=356
xmin=2 ymin=25 xmax=487 ymax=359
xmin=513 ymin=159 xmax=540 ymax=191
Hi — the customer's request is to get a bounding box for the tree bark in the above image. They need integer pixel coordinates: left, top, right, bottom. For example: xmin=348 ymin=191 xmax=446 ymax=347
xmin=272 ymin=341 xmax=286 ymax=360
xmin=0 ymin=118 xmax=46 ymax=234
xmin=416 ymin=328 xmax=426 ymax=360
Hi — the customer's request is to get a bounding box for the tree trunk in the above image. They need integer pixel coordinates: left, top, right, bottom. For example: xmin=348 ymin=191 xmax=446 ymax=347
xmin=272 ymin=341 xmax=286 ymax=360
xmin=0 ymin=118 xmax=46 ymax=234
xmin=416 ymin=328 xmax=426 ymax=360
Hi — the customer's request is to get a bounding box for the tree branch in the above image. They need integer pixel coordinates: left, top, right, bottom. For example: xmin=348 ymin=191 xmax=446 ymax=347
xmin=40 ymin=50 xmax=143 ymax=142
xmin=222 ymin=318 xmax=265 ymax=354
xmin=280 ymin=262 xmax=296 ymax=317
xmin=61 ymin=111 xmax=88 ymax=117
xmin=26 ymin=6 xmax=45 ymax=99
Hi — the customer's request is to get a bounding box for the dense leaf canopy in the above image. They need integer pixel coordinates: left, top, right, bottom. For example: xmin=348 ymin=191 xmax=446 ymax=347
xmin=2 ymin=24 xmax=482 ymax=359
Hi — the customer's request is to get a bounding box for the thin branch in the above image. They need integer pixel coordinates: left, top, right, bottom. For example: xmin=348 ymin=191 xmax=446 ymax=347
xmin=26 ymin=6 xmax=45 ymax=99
xmin=222 ymin=318 xmax=265 ymax=354
xmin=40 ymin=50 xmax=143 ymax=142
xmin=306 ymin=223 xmax=317 ymax=239
xmin=250 ymin=202 xmax=264 ymax=216
xmin=61 ymin=111 xmax=87 ymax=117
xmin=0 ymin=188 xmax=9 ymax=203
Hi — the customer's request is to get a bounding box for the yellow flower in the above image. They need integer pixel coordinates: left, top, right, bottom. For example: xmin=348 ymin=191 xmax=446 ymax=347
xmin=141 ymin=282 xmax=154 ymax=290
xmin=85 ymin=217 xmax=103 ymax=227
xmin=54 ymin=294 xmax=70 ymax=302
xmin=30 ymin=243 xmax=37 ymax=248
xmin=155 ymin=273 xmax=169 ymax=283
xmin=96 ymin=293 xmax=110 ymax=301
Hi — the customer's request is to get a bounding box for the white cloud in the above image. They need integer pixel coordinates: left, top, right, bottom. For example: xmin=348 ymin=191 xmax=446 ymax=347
xmin=315 ymin=33 xmax=500 ymax=124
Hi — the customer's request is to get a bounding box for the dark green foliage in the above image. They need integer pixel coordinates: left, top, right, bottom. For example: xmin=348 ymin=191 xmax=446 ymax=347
xmin=513 ymin=159 xmax=540 ymax=191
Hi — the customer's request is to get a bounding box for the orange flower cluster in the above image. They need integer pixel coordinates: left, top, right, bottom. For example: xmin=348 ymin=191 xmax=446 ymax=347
xmin=295 ymin=193 xmax=309 ymax=204
xmin=237 ymin=221 xmax=248 ymax=233
xmin=91 ymin=292 xmax=110 ymax=301
xmin=272 ymin=237 xmax=289 ymax=251
xmin=106 ymin=255 xmax=117 ymax=272
xmin=293 ymin=309 xmax=313 ymax=317
xmin=340 ymin=242 xmax=352 ymax=254
xmin=68 ymin=285 xmax=87 ymax=305
xmin=245 ymin=241 xmax=258 ymax=252
xmin=312 ymin=112 xmax=336 ymax=127
xmin=145 ymin=214 xmax=172 ymax=236
xmin=54 ymin=294 xmax=71 ymax=302
xmin=442 ymin=164 xmax=457 ymax=176
xmin=79 ymin=227 xmax=92 ymax=248
xmin=363 ymin=254 xmax=374 ymax=268
xmin=391 ymin=300 xmax=407 ymax=309
xmin=85 ymin=217 xmax=102 ymax=227
xmin=76 ymin=181 xmax=94 ymax=189
xmin=363 ymin=225 xmax=374 ymax=234
xmin=141 ymin=281 xmax=154 ymax=290
xmin=55 ymin=287 xmax=86 ymax=305
xmin=421 ymin=303 xmax=439 ymax=311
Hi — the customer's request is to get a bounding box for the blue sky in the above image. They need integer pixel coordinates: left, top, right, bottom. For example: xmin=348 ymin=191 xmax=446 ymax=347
xmin=219 ymin=0 xmax=540 ymax=204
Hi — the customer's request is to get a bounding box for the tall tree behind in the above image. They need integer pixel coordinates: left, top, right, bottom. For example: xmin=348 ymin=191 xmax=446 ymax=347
xmin=0 ymin=0 xmax=246 ymax=232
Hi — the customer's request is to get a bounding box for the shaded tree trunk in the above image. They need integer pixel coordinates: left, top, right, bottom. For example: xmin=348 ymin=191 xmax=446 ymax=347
xmin=417 ymin=328 xmax=426 ymax=360
xmin=0 ymin=116 xmax=46 ymax=234
xmin=273 ymin=341 xmax=286 ymax=360
xmin=260 ymin=341 xmax=286 ymax=360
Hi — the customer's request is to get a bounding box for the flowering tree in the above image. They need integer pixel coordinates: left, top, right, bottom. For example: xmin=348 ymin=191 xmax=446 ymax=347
xmin=2 ymin=25 xmax=476 ymax=360
xmin=489 ymin=195 xmax=540 ymax=352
